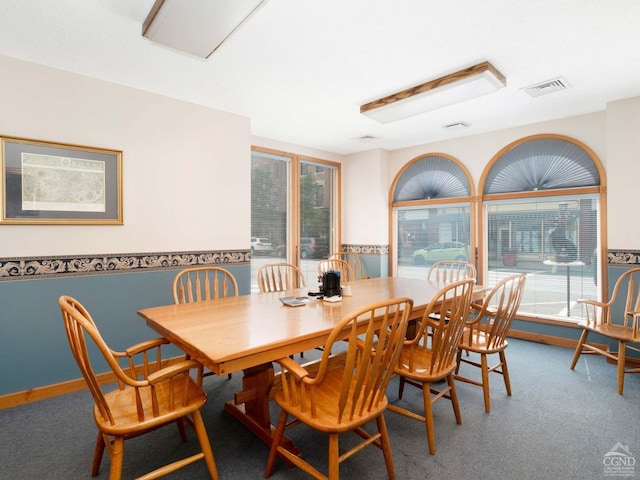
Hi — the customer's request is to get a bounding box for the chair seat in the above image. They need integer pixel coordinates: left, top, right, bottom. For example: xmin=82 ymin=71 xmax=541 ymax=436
xmin=96 ymin=375 xmax=207 ymax=436
xmin=459 ymin=328 xmax=509 ymax=354
xmin=273 ymin=369 xmax=387 ymax=433
xmin=577 ymin=321 xmax=640 ymax=343
xmin=396 ymin=343 xmax=458 ymax=381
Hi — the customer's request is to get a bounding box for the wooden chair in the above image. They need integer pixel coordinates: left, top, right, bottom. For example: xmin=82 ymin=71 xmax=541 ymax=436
xmin=257 ymin=262 xmax=307 ymax=358
xmin=173 ymin=266 xmax=239 ymax=380
xmin=386 ymin=278 xmax=475 ymax=455
xmin=317 ymin=258 xmax=356 ymax=282
xmin=59 ymin=295 xmax=219 ymax=480
xmin=264 ymin=297 xmax=414 ymax=480
xmin=172 ymin=266 xmax=239 ymax=304
xmin=454 ymin=273 xmax=527 ymax=412
xmin=427 ymin=260 xmax=476 ymax=283
xmin=257 ymin=262 xmax=307 ymax=293
xmin=570 ymin=267 xmax=640 ymax=395
xmin=426 ymin=260 xmax=476 ymax=323
xmin=328 ymin=251 xmax=369 ymax=279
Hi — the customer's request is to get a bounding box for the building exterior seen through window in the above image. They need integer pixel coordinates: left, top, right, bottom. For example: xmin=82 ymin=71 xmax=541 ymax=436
xmin=485 ymin=197 xmax=599 ymax=320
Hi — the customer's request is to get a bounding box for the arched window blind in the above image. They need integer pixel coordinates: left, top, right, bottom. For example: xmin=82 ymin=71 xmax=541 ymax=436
xmin=394 ymin=155 xmax=470 ymax=202
xmin=484 ymin=138 xmax=599 ymax=194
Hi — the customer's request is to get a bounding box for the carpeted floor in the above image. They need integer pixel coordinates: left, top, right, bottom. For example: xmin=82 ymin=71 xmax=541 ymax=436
xmin=1 ymin=338 xmax=639 ymax=479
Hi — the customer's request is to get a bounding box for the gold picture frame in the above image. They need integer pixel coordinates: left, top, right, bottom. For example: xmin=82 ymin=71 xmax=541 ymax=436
xmin=1 ymin=136 xmax=123 ymax=225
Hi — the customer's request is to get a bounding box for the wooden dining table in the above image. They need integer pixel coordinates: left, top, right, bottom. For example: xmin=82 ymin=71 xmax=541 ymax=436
xmin=138 ymin=276 xmax=485 ymax=454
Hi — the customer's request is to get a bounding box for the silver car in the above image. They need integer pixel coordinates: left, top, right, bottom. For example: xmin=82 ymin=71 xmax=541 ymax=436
xmin=251 ymin=237 xmax=273 ymax=255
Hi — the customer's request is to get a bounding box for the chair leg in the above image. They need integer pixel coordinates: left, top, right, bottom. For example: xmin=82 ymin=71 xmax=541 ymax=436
xmin=176 ymin=418 xmax=188 ymax=442
xmin=570 ymin=329 xmax=589 ymax=369
xmin=617 ymin=340 xmax=626 ymax=395
xmin=108 ymin=436 xmax=124 ymax=480
xmin=398 ymin=376 xmax=406 ymax=399
xmin=500 ymin=350 xmax=512 ymax=396
xmin=192 ymin=409 xmax=219 ymax=480
xmin=376 ymin=414 xmax=396 ymax=480
xmin=91 ymin=432 xmax=106 ymax=477
xmin=447 ymin=374 xmax=462 ymax=424
xmin=264 ymin=409 xmax=288 ymax=478
xmin=328 ymin=433 xmax=339 ymax=480
xmin=480 ymin=354 xmax=491 ymax=413
xmin=422 ymin=382 xmax=436 ymax=455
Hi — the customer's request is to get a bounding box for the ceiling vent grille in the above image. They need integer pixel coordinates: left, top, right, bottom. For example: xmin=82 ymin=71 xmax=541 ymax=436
xmin=522 ymin=77 xmax=570 ymax=98
xmin=356 ymin=135 xmax=379 ymax=142
xmin=443 ymin=121 xmax=470 ymax=131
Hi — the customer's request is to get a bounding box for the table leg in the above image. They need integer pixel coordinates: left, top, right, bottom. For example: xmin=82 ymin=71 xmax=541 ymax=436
xmin=224 ymin=363 xmax=300 ymax=458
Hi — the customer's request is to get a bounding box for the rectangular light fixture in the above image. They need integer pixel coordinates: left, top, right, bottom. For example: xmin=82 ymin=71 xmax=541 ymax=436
xmin=142 ymin=0 xmax=269 ymax=59
xmin=360 ymin=61 xmax=506 ymax=124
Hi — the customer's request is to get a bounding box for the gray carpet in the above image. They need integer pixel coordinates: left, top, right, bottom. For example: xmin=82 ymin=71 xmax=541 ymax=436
xmin=1 ymin=339 xmax=639 ymax=479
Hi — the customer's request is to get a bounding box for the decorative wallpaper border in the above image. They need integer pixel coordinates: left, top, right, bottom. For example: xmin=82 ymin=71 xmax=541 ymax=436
xmin=608 ymin=250 xmax=640 ymax=266
xmin=341 ymin=244 xmax=389 ymax=255
xmin=2 ymin=246 xmax=628 ymax=281
xmin=0 ymin=250 xmax=250 ymax=281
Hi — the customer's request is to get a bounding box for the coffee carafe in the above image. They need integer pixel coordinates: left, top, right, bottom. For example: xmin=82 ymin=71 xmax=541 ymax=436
xmin=321 ymin=271 xmax=341 ymax=297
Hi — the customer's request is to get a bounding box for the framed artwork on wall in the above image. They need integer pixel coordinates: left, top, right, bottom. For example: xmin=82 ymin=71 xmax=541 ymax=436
xmin=0 ymin=136 xmax=123 ymax=225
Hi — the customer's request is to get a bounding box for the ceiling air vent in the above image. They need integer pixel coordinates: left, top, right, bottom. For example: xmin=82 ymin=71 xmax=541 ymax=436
xmin=522 ymin=77 xmax=570 ymax=98
xmin=443 ymin=121 xmax=470 ymax=131
xmin=355 ymin=135 xmax=379 ymax=143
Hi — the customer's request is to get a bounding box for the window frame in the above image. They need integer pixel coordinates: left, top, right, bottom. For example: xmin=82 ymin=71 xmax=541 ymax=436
xmin=389 ymin=153 xmax=476 ymax=277
xmin=251 ymin=146 xmax=341 ymax=289
xmin=478 ymin=134 xmax=607 ymax=326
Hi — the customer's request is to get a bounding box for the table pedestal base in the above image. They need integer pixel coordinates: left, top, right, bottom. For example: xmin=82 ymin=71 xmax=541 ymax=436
xmin=224 ymin=363 xmax=300 ymax=461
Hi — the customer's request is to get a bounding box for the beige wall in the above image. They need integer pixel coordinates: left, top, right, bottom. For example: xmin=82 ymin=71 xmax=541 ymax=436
xmin=341 ymin=149 xmax=390 ymax=245
xmin=2 ymin=54 xmax=638 ymax=258
xmin=0 ymin=56 xmax=251 ymax=256
xmin=605 ymin=96 xmax=640 ymax=249
xmin=387 ymin=111 xmax=607 ymax=186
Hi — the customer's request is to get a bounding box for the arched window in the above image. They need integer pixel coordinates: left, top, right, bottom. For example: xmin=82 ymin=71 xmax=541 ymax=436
xmin=480 ymin=134 xmax=605 ymax=322
xmin=390 ymin=154 xmax=475 ymax=278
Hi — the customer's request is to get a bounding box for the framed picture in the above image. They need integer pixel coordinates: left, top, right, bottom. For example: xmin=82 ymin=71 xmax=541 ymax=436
xmin=1 ymin=136 xmax=123 ymax=225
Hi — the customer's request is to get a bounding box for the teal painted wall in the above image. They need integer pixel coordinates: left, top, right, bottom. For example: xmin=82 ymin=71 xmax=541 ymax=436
xmin=1 ymin=262 xmax=634 ymax=398
xmin=361 ymin=254 xmax=389 ymax=278
xmin=0 ymin=265 xmax=250 ymax=396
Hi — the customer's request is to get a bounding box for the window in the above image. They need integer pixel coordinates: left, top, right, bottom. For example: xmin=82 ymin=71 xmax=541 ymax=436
xmin=298 ymin=159 xmax=339 ymax=281
xmin=251 ymin=149 xmax=290 ymax=276
xmin=251 ymin=148 xmax=340 ymax=292
xmin=391 ymin=154 xmax=475 ymax=279
xmin=481 ymin=135 xmax=604 ymax=322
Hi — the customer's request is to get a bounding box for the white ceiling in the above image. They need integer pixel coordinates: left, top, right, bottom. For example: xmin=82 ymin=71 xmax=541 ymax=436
xmin=1 ymin=0 xmax=640 ymax=155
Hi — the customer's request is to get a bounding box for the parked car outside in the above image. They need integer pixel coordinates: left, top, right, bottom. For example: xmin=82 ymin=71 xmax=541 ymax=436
xmin=250 ymin=237 xmax=273 ymax=255
xmin=411 ymin=241 xmax=469 ymax=264
xmin=274 ymin=237 xmax=329 ymax=258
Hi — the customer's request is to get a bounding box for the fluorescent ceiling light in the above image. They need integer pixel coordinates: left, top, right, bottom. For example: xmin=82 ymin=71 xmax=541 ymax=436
xmin=361 ymin=62 xmax=506 ymax=124
xmin=142 ymin=0 xmax=269 ymax=59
